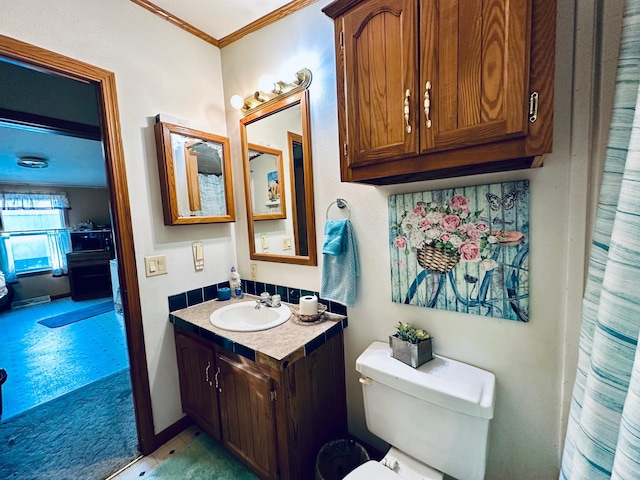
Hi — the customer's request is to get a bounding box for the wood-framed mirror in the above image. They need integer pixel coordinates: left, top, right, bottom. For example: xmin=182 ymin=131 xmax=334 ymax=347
xmin=154 ymin=121 xmax=235 ymax=225
xmin=240 ymin=89 xmax=317 ymax=265
xmin=248 ymin=143 xmax=286 ymax=221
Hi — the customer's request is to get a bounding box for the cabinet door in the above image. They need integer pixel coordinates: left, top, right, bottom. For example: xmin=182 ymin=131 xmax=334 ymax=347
xmin=217 ymin=354 xmax=279 ymax=480
xmin=420 ymin=0 xmax=532 ymax=153
xmin=342 ymin=0 xmax=418 ymax=167
xmin=174 ymin=331 xmax=222 ymax=442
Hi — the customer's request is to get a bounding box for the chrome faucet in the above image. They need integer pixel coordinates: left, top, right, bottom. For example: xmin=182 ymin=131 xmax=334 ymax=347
xmin=255 ymin=292 xmax=281 ymax=309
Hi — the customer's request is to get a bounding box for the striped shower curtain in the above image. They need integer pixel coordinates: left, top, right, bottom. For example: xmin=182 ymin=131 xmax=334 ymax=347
xmin=560 ymin=2 xmax=640 ymax=479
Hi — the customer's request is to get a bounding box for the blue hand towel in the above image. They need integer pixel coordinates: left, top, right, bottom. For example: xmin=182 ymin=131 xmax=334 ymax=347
xmin=322 ymin=219 xmax=348 ymax=255
xmin=320 ymin=219 xmax=359 ymax=307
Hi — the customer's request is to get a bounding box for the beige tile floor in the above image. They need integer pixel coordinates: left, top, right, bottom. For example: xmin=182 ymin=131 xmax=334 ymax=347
xmin=107 ymin=425 xmax=201 ymax=480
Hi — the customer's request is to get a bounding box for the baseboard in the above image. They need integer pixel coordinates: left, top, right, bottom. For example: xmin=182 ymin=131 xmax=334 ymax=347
xmin=153 ymin=415 xmax=193 ymax=450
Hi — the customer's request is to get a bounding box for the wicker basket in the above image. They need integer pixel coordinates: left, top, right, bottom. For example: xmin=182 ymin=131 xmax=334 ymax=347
xmin=417 ymin=244 xmax=460 ymax=274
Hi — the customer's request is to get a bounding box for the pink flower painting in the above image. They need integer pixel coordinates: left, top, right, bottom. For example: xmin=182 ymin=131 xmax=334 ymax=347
xmin=389 ymin=180 xmax=530 ymax=322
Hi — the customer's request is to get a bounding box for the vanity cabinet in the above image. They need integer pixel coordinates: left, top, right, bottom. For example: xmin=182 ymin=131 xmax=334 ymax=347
xmin=216 ymin=353 xmax=279 ymax=479
xmin=322 ymin=0 xmax=556 ymax=184
xmin=174 ymin=331 xmax=222 ymax=442
xmin=173 ymin=327 xmax=348 ymax=480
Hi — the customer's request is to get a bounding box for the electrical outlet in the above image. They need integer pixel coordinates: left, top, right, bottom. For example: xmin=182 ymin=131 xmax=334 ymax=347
xmin=250 ymin=264 xmax=258 ymax=280
xmin=282 ymin=237 xmax=292 ymax=250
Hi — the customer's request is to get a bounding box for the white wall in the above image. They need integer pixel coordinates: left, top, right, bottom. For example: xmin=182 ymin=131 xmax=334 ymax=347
xmin=221 ymin=1 xmax=593 ymax=478
xmin=1 ymin=0 xmax=620 ymax=476
xmin=0 ymin=0 xmax=235 ymax=433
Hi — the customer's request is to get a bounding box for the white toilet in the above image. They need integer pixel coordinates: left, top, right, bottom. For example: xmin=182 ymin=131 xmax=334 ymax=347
xmin=346 ymin=342 xmax=496 ymax=480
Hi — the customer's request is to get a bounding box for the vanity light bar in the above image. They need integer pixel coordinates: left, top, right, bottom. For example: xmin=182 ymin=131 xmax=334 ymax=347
xmin=232 ymin=68 xmax=312 ymax=116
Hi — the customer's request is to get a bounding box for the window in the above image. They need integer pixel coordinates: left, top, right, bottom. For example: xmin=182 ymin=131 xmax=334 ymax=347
xmin=1 ymin=209 xmax=67 ymax=274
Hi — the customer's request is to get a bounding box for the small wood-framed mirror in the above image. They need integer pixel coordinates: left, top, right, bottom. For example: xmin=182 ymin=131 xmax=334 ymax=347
xmin=240 ymin=89 xmax=317 ymax=265
xmin=248 ymin=143 xmax=286 ymax=221
xmin=154 ymin=121 xmax=235 ymax=225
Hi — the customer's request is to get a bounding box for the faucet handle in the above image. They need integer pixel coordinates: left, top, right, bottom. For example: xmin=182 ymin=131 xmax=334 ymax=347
xmin=260 ymin=292 xmax=271 ymax=299
xmin=271 ymin=294 xmax=281 ymax=307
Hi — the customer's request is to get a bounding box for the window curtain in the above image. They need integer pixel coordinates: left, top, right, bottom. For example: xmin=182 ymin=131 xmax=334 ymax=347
xmin=47 ymin=230 xmax=71 ymax=276
xmin=560 ymin=2 xmax=640 ymax=479
xmin=0 ymin=192 xmax=70 ymax=210
xmin=0 ymin=192 xmax=71 ymax=279
xmin=198 ymin=173 xmax=226 ymax=216
xmin=0 ymin=234 xmax=16 ymax=283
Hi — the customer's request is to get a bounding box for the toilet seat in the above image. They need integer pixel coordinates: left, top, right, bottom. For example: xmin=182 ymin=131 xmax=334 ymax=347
xmin=344 ymin=460 xmax=399 ymax=479
xmin=344 ymin=447 xmax=444 ymax=480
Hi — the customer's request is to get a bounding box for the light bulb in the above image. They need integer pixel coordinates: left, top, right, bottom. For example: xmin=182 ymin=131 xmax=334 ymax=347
xmin=230 ymin=94 xmax=244 ymax=110
xmin=258 ymin=75 xmax=276 ymax=93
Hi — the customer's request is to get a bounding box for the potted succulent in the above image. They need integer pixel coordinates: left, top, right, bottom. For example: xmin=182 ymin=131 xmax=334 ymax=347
xmin=389 ymin=321 xmax=433 ymax=368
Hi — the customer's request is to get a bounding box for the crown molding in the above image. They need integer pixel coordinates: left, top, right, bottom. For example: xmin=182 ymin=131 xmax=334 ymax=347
xmin=129 ymin=0 xmax=219 ymax=47
xmin=130 ymin=0 xmax=318 ymax=49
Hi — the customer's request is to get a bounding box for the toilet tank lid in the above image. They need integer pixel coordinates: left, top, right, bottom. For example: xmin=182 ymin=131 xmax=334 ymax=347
xmin=356 ymin=342 xmax=495 ymax=419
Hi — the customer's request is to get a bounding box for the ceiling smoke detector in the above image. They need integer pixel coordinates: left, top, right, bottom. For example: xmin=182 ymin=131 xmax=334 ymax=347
xmin=17 ymin=156 xmax=49 ymax=169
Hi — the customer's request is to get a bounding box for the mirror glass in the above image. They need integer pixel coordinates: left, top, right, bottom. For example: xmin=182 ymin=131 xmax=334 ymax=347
xmin=154 ymin=122 xmax=235 ymax=225
xmin=249 ymin=143 xmax=286 ymax=220
xmin=240 ymin=90 xmax=317 ymax=265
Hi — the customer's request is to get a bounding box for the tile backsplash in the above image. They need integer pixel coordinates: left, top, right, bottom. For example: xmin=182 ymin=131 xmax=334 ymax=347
xmin=168 ymin=279 xmax=348 ymax=316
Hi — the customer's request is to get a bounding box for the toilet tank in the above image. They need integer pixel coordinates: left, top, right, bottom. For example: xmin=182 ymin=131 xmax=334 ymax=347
xmin=356 ymin=342 xmax=495 ymax=480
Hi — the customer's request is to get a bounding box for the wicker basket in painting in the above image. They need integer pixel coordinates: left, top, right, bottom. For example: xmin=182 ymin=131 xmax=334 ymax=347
xmin=417 ymin=244 xmax=460 ymax=274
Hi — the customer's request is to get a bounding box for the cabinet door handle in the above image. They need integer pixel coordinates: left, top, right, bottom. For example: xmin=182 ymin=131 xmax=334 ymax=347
xmin=205 ymin=361 xmax=213 ymax=386
xmin=424 ymin=81 xmax=432 ymax=129
xmin=404 ymin=89 xmax=412 ymax=134
xmin=214 ymin=367 xmax=222 ymax=392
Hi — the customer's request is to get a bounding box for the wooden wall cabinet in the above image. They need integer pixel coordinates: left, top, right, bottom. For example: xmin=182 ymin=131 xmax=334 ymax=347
xmin=173 ymin=328 xmax=347 ymax=480
xmin=322 ymin=0 xmax=556 ymax=184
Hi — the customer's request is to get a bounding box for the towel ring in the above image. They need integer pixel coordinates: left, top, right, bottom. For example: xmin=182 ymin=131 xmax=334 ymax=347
xmin=326 ymin=198 xmax=351 ymax=220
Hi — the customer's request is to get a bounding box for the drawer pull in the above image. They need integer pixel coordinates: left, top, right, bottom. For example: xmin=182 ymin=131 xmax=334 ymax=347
xmin=359 ymin=376 xmax=373 ymax=385
xmin=424 ymin=81 xmax=433 ymax=129
xmin=214 ymin=367 xmax=222 ymax=392
xmin=529 ymin=91 xmax=539 ymax=123
xmin=404 ymin=89 xmax=412 ymax=134
xmin=205 ymin=361 xmax=213 ymax=386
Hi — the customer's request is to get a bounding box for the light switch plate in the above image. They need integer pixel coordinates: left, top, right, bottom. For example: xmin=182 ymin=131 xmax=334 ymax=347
xmin=282 ymin=237 xmax=292 ymax=250
xmin=144 ymin=255 xmax=167 ymax=277
xmin=192 ymin=241 xmax=204 ymax=271
xmin=250 ymin=264 xmax=258 ymax=280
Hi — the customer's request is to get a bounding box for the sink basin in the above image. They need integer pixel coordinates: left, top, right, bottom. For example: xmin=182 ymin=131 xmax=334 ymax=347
xmin=210 ymin=301 xmax=291 ymax=332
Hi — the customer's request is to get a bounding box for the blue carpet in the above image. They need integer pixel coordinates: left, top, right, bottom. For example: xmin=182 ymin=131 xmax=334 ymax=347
xmin=0 ymin=368 xmax=139 ymax=480
xmin=37 ymin=300 xmax=114 ymax=328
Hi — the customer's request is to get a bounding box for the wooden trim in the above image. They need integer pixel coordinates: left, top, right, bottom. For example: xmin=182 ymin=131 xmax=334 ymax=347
xmin=248 ymin=143 xmax=287 ymax=222
xmin=286 ymin=132 xmax=302 ymax=256
xmin=154 ymin=415 xmax=193 ymax=448
xmin=0 ymin=108 xmax=101 ymax=140
xmin=219 ymin=0 xmax=318 ymax=48
xmin=0 ymin=34 xmax=156 ymax=455
xmin=128 ymin=0 xmax=219 ymax=47
xmin=130 ymin=0 xmax=317 ymax=49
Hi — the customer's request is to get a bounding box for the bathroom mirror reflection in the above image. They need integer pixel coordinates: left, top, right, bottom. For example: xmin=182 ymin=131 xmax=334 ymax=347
xmin=249 ymin=143 xmax=286 ymax=220
xmin=240 ymin=90 xmax=317 ymax=265
xmin=154 ymin=121 xmax=235 ymax=225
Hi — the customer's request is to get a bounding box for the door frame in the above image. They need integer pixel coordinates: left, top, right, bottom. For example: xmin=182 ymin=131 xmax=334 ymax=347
xmin=0 ymin=34 xmax=155 ymax=454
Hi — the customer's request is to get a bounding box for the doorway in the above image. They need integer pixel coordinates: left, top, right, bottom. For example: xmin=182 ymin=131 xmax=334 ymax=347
xmin=0 ymin=34 xmax=155 ymax=463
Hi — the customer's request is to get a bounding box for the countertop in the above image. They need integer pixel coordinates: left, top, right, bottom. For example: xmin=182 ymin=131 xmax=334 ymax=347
xmin=169 ymin=295 xmax=347 ymax=369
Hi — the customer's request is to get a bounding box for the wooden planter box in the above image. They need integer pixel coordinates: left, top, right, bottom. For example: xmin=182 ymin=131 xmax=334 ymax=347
xmin=389 ymin=335 xmax=433 ymax=368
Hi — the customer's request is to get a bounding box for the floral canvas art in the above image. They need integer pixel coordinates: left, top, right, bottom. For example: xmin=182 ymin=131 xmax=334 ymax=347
xmin=389 ymin=180 xmax=529 ymax=321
